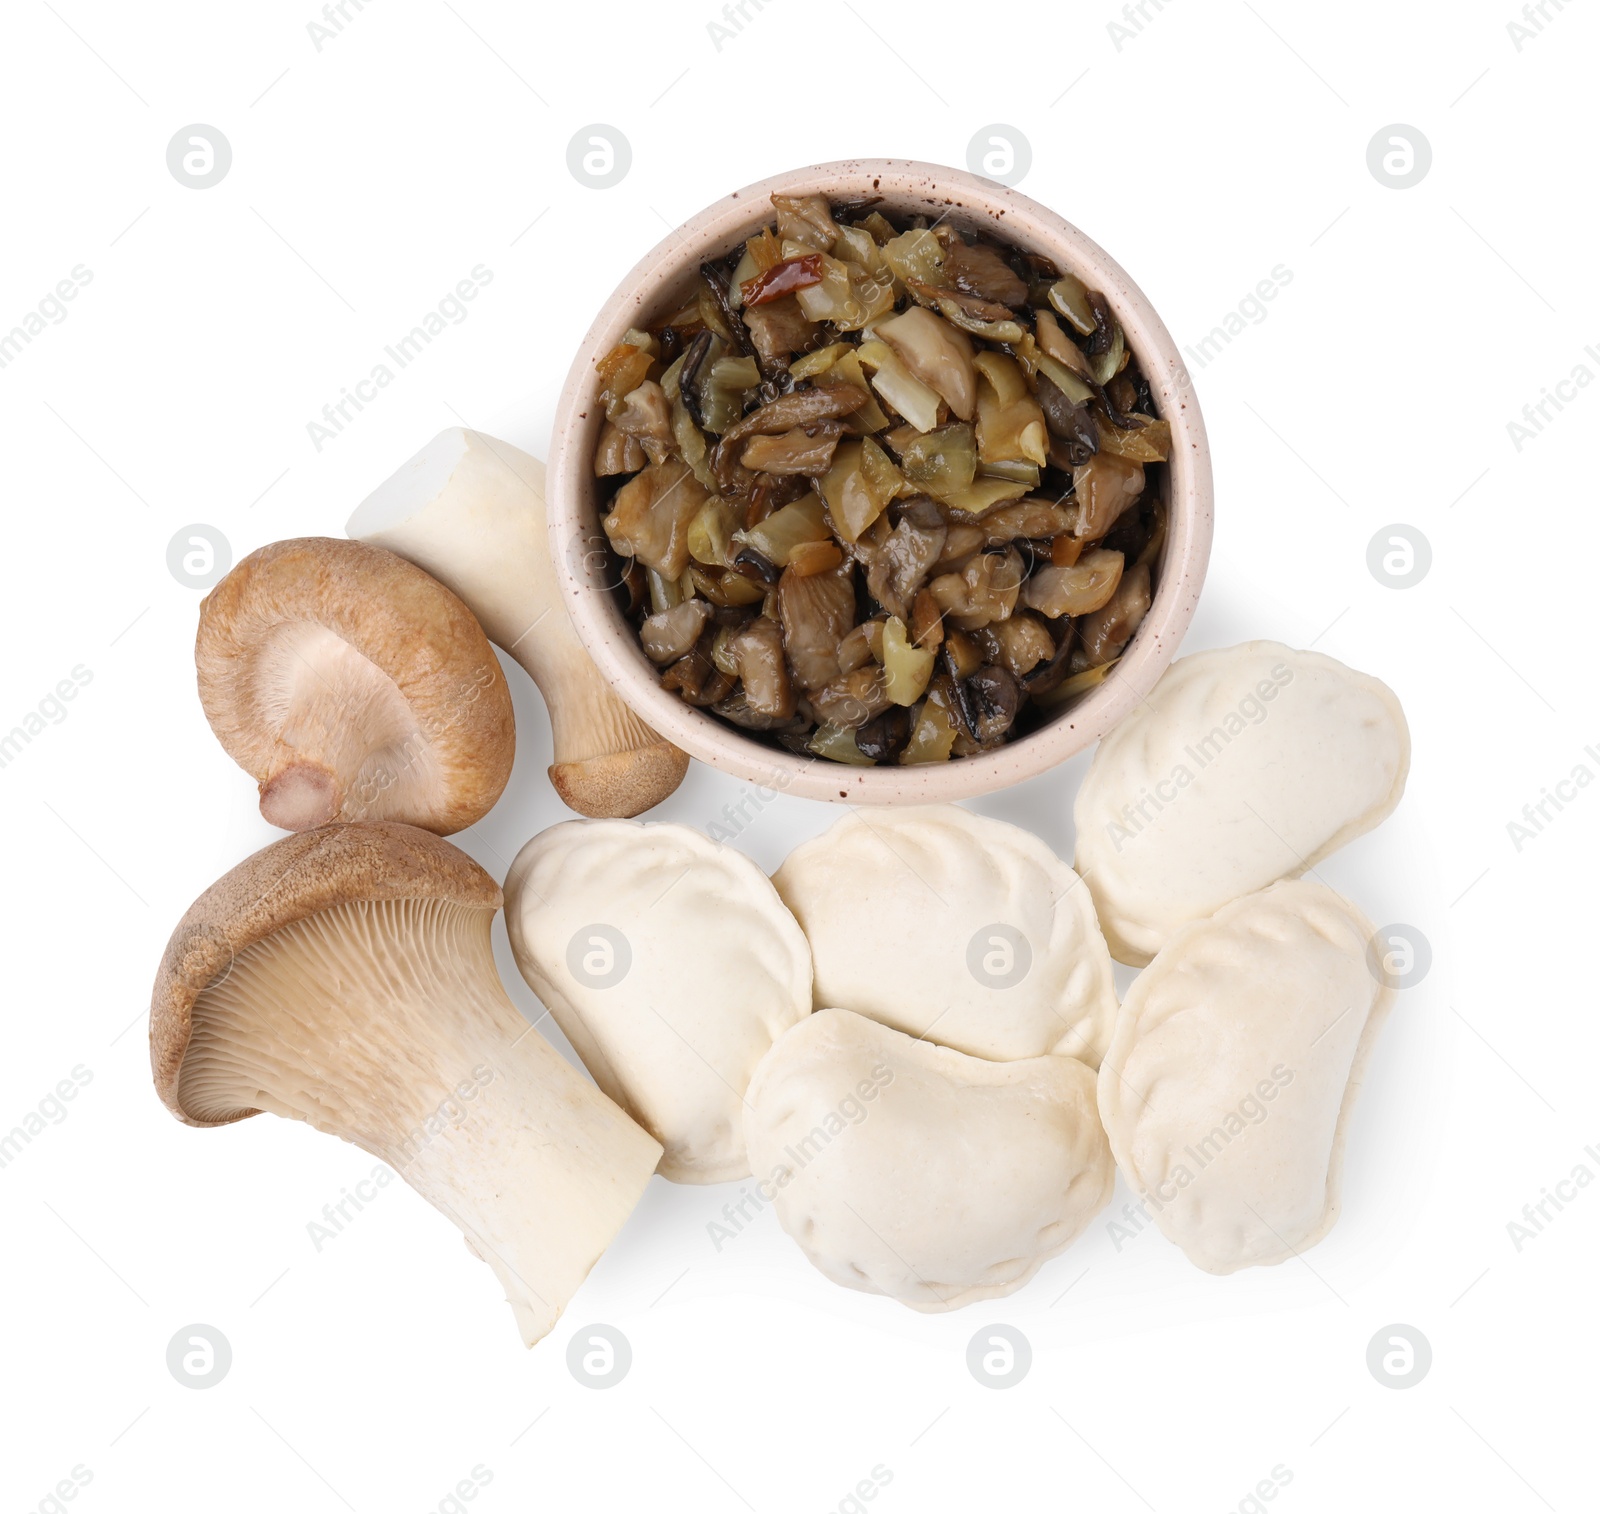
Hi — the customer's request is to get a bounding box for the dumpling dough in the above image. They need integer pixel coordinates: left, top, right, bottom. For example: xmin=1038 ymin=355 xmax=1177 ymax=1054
xmin=1073 ymin=641 xmax=1409 ymax=965
xmin=1097 ymin=880 xmax=1392 ymax=1273
xmin=505 ymin=820 xmax=811 ymax=1183
xmin=772 ymin=806 xmax=1118 ymax=1065
xmin=745 ymin=1009 xmax=1113 ymax=1310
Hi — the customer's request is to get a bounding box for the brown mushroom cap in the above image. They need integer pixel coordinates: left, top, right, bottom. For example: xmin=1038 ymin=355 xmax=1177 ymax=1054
xmin=150 ymin=821 xmax=500 ymax=1126
xmin=196 ymin=537 xmax=516 ymax=834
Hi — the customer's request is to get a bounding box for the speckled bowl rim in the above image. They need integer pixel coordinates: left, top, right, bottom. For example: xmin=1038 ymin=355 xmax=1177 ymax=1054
xmin=548 ymin=158 xmax=1212 ymax=804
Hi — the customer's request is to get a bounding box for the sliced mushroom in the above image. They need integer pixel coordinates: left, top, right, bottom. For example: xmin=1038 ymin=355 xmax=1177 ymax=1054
xmin=729 ymin=615 xmax=796 ymax=718
xmin=936 ymin=235 xmax=1030 ymax=308
xmin=150 ymin=821 xmax=662 ymax=1347
xmin=977 ymin=497 xmax=1075 ymax=547
xmin=660 ymin=633 xmax=734 ymax=707
xmin=866 ymin=515 xmax=947 ymax=622
xmin=713 ymin=687 xmax=805 ymax=732
xmin=971 ymin=612 xmax=1056 ymax=678
xmin=904 ymin=278 xmax=1025 ymax=342
xmin=743 ymin=295 xmax=822 ymax=370
xmin=640 ymin=599 xmax=713 ymax=664
xmin=593 ymin=421 xmax=647 ymax=476
xmin=810 ymin=665 xmax=891 ymax=729
xmin=778 ymin=561 xmax=856 ymax=690
xmin=720 ymin=382 xmax=867 ymax=451
xmin=1033 ymin=309 xmax=1092 ymax=376
xmin=1022 ymin=548 xmax=1125 ymax=619
xmin=739 ymin=423 xmax=845 ymax=476
xmin=961 ymin=664 xmax=1022 ymax=746
xmin=927 ymin=547 xmax=1024 ymax=630
xmin=854 ymin=704 xmax=912 ymax=762
xmin=602 ymin=458 xmax=709 ymax=578
xmin=610 ymin=379 xmax=674 ymax=464
xmin=196 ymin=537 xmax=515 ymax=835
xmin=1075 ymin=560 xmax=1151 ymax=667
xmin=1035 ymin=373 xmax=1100 ymax=465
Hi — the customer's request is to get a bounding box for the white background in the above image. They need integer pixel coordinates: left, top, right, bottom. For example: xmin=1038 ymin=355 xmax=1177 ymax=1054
xmin=1 ymin=0 xmax=1595 ymax=1509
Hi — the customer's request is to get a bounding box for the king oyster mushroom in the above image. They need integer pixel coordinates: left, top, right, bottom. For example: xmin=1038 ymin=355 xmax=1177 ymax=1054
xmin=149 ymin=821 xmax=662 ymax=1347
xmin=195 ymin=536 xmax=515 ymax=834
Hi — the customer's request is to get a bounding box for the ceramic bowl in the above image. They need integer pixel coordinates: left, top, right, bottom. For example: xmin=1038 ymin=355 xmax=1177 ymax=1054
xmin=547 ymin=158 xmax=1212 ymax=804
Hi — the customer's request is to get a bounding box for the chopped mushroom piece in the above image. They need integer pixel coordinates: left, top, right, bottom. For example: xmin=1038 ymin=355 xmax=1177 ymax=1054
xmin=730 ymin=615 xmax=796 ymax=718
xmin=855 ymin=704 xmax=912 ymax=762
xmin=928 ymin=548 xmax=1025 ymax=630
xmin=594 ymin=421 xmax=647 ymax=476
xmin=150 ymin=821 xmax=662 ymax=1348
xmin=779 ymin=562 xmax=858 ymax=690
xmin=611 ymin=379 xmax=674 ymax=464
xmin=977 ymin=498 xmax=1075 ymax=547
xmin=1035 ymin=373 xmax=1101 ymax=465
xmin=743 ymin=295 xmax=822 ymax=369
xmin=867 ymin=515 xmax=948 ymax=622
xmin=602 ymin=459 xmax=709 ymax=577
xmin=740 ymin=424 xmax=845 ymax=476
xmin=730 ymin=383 xmax=869 ymax=447
xmin=937 ymin=234 xmax=1030 ymax=307
xmin=1022 ymin=548 xmax=1125 ymax=619
xmin=1075 ymin=561 xmax=1152 ymax=668
xmin=641 ymin=599 xmax=713 ymax=664
xmin=196 ymin=537 xmax=515 ymax=834
xmin=963 ymin=665 xmax=1022 ymax=746
xmin=811 ymin=665 xmax=891 ymax=728
xmin=593 ymin=195 xmax=1169 ymax=763
xmin=1073 ymin=451 xmax=1145 ymax=540
xmin=972 ymin=613 xmax=1056 ymax=677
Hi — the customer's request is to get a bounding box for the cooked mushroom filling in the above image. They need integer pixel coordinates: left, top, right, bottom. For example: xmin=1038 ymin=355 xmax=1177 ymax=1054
xmin=593 ymin=194 xmax=1169 ymax=765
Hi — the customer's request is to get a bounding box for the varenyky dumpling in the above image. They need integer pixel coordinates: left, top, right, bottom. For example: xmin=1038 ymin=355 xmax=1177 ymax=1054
xmin=772 ymin=806 xmax=1118 ymax=1065
xmin=1073 ymin=641 xmax=1409 ymax=965
xmin=1097 ymin=880 xmax=1393 ymax=1273
xmin=745 ymin=1009 xmax=1113 ymax=1310
xmin=505 ymin=820 xmax=811 ymax=1183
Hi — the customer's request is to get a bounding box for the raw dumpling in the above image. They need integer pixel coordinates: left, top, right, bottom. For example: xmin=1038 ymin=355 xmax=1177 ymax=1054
xmin=1073 ymin=641 xmax=1409 ymax=965
xmin=745 ymin=1009 xmax=1113 ymax=1310
xmin=1097 ymin=880 xmax=1392 ymax=1273
xmin=505 ymin=820 xmax=811 ymax=1183
xmin=772 ymin=806 xmax=1118 ymax=1065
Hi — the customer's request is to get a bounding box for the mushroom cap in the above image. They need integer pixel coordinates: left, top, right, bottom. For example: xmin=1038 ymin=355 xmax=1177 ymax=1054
xmin=150 ymin=821 xmax=501 ymax=1127
xmin=196 ymin=537 xmax=516 ymax=834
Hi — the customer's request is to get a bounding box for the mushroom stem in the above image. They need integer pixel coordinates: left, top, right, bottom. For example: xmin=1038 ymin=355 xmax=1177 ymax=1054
xmin=166 ymin=868 xmax=662 ymax=1346
xmin=347 ymin=429 xmax=689 ymax=818
xmin=258 ymin=759 xmax=340 ymax=830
